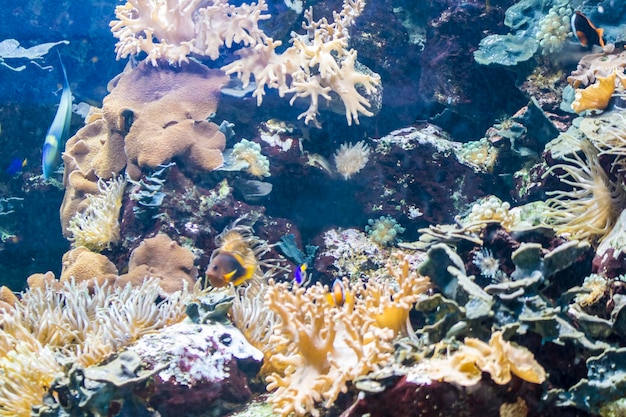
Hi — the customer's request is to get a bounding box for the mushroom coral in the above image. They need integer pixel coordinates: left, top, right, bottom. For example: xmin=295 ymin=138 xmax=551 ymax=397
xmin=572 ymin=72 xmax=617 ymax=113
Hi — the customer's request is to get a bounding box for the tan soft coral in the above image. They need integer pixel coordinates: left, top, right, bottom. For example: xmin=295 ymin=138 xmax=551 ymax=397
xmin=423 ymin=331 xmax=546 ymax=386
xmin=103 ymin=60 xmax=228 ymax=179
xmin=265 ymin=279 xmax=394 ymax=417
xmin=116 ymin=233 xmax=198 ymax=297
xmin=364 ymin=257 xmax=430 ymax=336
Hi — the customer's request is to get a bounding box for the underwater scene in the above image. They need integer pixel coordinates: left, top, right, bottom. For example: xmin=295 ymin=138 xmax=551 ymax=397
xmin=4 ymin=0 xmax=626 ymax=416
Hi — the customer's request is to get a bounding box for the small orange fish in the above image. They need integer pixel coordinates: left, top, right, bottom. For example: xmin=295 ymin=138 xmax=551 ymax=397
xmin=571 ymin=11 xmax=605 ymax=48
xmin=326 ymin=278 xmax=353 ymax=307
xmin=206 ymin=251 xmax=256 ymax=287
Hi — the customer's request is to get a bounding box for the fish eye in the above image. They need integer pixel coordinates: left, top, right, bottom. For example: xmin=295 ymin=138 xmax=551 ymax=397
xmin=212 ymin=265 xmax=218 ymax=270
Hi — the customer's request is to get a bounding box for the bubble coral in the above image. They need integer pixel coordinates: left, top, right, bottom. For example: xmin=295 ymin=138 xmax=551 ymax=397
xmin=457 ymin=137 xmax=499 ymax=173
xmin=366 ymin=215 xmax=405 ymax=246
xmin=536 ymin=5 xmax=572 ymax=54
xmin=229 ymin=139 xmax=271 ymax=178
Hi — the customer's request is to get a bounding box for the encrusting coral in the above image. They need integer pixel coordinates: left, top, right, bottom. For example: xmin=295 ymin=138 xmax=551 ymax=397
xmin=59 ymin=246 xmax=118 ymax=289
xmin=116 ymin=233 xmax=198 ymax=297
xmin=103 ymin=60 xmax=228 ymax=179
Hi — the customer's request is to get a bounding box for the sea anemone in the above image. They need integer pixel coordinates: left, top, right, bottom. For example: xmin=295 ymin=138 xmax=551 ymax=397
xmin=542 ymin=138 xmax=626 ymax=242
xmin=473 ymin=248 xmax=503 ymax=281
xmin=333 ymin=140 xmax=371 ymax=180
xmin=67 ymin=175 xmax=126 ymax=252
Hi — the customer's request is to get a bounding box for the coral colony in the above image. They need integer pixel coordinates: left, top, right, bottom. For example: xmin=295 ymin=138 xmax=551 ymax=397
xmin=9 ymin=0 xmax=626 ymax=417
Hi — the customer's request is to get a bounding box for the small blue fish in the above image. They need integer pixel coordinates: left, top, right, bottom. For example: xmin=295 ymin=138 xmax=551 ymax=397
xmin=294 ymin=263 xmax=307 ymax=285
xmin=42 ymin=53 xmax=72 ymax=180
xmin=6 ymin=157 xmax=26 ymax=176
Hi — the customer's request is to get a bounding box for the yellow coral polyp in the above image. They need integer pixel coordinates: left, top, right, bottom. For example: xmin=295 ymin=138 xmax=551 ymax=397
xmin=572 ymin=72 xmax=617 ymax=113
xmin=365 ymin=258 xmax=430 ymax=336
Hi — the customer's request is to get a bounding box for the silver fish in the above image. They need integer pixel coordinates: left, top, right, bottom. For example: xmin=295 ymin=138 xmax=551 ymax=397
xmin=42 ymin=53 xmax=71 ymax=180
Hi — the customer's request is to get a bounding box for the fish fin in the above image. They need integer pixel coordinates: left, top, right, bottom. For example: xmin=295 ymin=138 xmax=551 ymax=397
xmin=223 ymin=270 xmax=237 ymax=283
xmin=597 ymin=28 xmax=605 ymax=48
xmin=231 ymin=265 xmax=256 ymax=286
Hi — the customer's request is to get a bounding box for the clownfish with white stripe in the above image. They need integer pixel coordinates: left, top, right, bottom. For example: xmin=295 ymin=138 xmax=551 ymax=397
xmin=571 ymin=11 xmax=605 ymax=49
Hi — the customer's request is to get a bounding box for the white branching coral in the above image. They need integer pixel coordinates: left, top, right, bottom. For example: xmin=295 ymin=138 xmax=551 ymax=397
xmin=223 ymin=0 xmax=380 ymax=126
xmin=333 ymin=140 xmax=371 ymax=179
xmin=110 ymin=0 xmax=270 ymax=65
xmin=67 ymin=175 xmax=126 ymax=252
xmin=111 ymin=0 xmax=380 ymax=126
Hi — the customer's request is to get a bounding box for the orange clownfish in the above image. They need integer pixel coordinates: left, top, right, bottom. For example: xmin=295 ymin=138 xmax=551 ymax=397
xmin=571 ymin=11 xmax=605 ymax=49
xmin=325 ymin=278 xmax=353 ymax=307
xmin=206 ymin=251 xmax=256 ymax=287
